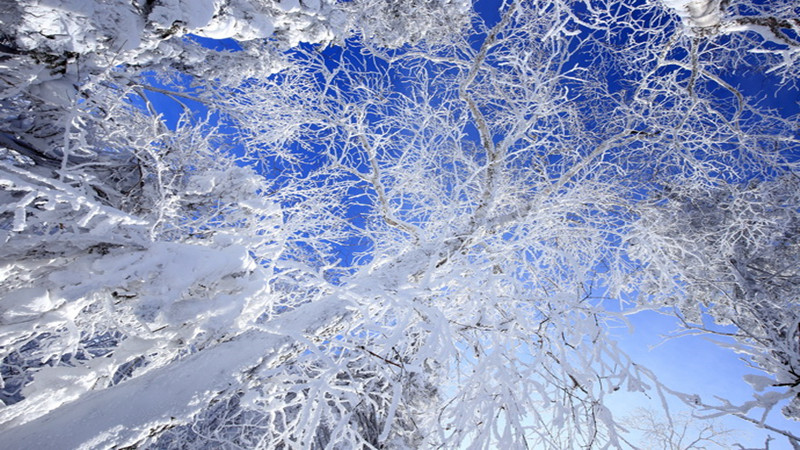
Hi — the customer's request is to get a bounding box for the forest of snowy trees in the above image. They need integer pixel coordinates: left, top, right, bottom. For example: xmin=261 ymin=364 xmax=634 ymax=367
xmin=1 ymin=0 xmax=799 ymax=448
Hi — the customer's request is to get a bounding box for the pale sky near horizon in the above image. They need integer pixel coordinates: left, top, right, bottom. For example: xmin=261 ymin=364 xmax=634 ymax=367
xmin=609 ymin=309 xmax=800 ymax=448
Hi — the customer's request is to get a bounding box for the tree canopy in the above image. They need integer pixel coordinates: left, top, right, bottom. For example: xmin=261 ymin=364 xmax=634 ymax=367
xmin=1 ymin=0 xmax=799 ymax=448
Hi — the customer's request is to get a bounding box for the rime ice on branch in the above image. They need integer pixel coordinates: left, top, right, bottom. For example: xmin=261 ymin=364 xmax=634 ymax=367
xmin=0 ymin=0 xmax=799 ymax=448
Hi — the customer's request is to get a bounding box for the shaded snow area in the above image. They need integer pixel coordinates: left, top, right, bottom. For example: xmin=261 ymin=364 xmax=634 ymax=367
xmin=0 ymin=161 xmax=281 ymax=429
xmin=6 ymin=0 xmax=469 ymax=83
xmin=0 ymin=296 xmax=349 ymax=449
xmin=5 ymin=0 xmax=348 ymax=91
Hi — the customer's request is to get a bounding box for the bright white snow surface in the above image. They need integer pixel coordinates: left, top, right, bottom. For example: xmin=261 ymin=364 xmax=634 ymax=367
xmin=0 ymin=298 xmax=349 ymax=449
xmin=1 ymin=330 xmax=286 ymax=449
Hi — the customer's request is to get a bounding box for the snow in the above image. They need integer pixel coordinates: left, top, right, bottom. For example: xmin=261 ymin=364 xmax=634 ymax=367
xmin=194 ymin=15 xmax=243 ymax=40
xmin=0 ymin=157 xmax=286 ymax=427
xmin=0 ymin=330 xmax=286 ymax=449
xmin=4 ymin=0 xmax=798 ymax=447
xmin=723 ymin=23 xmax=794 ymax=46
xmin=28 ymin=79 xmax=77 ymax=107
xmin=185 ymin=0 xmax=277 ymax=41
xmin=149 ymin=0 xmax=215 ymax=30
xmin=276 ymin=0 xmax=303 ymax=13
xmin=9 ymin=0 xmax=355 ymax=99
xmin=0 ymin=296 xmax=350 ymax=449
xmin=304 ymin=0 xmax=322 ymax=12
xmin=661 ymin=0 xmax=721 ymax=29
xmin=744 ymin=374 xmax=778 ymax=393
xmin=0 ymin=287 xmax=53 ymax=324
xmin=16 ymin=0 xmax=145 ymax=54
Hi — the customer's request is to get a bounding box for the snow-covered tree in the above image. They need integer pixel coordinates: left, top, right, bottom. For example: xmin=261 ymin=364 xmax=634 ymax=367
xmin=623 ymin=407 xmax=737 ymax=449
xmin=1 ymin=0 xmax=799 ymax=448
xmin=631 ymin=177 xmax=800 ymax=423
xmin=1 ymin=0 xmax=471 ymax=187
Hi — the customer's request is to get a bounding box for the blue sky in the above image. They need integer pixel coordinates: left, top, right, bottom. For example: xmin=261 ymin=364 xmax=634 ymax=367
xmin=610 ymin=309 xmax=800 ymax=447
